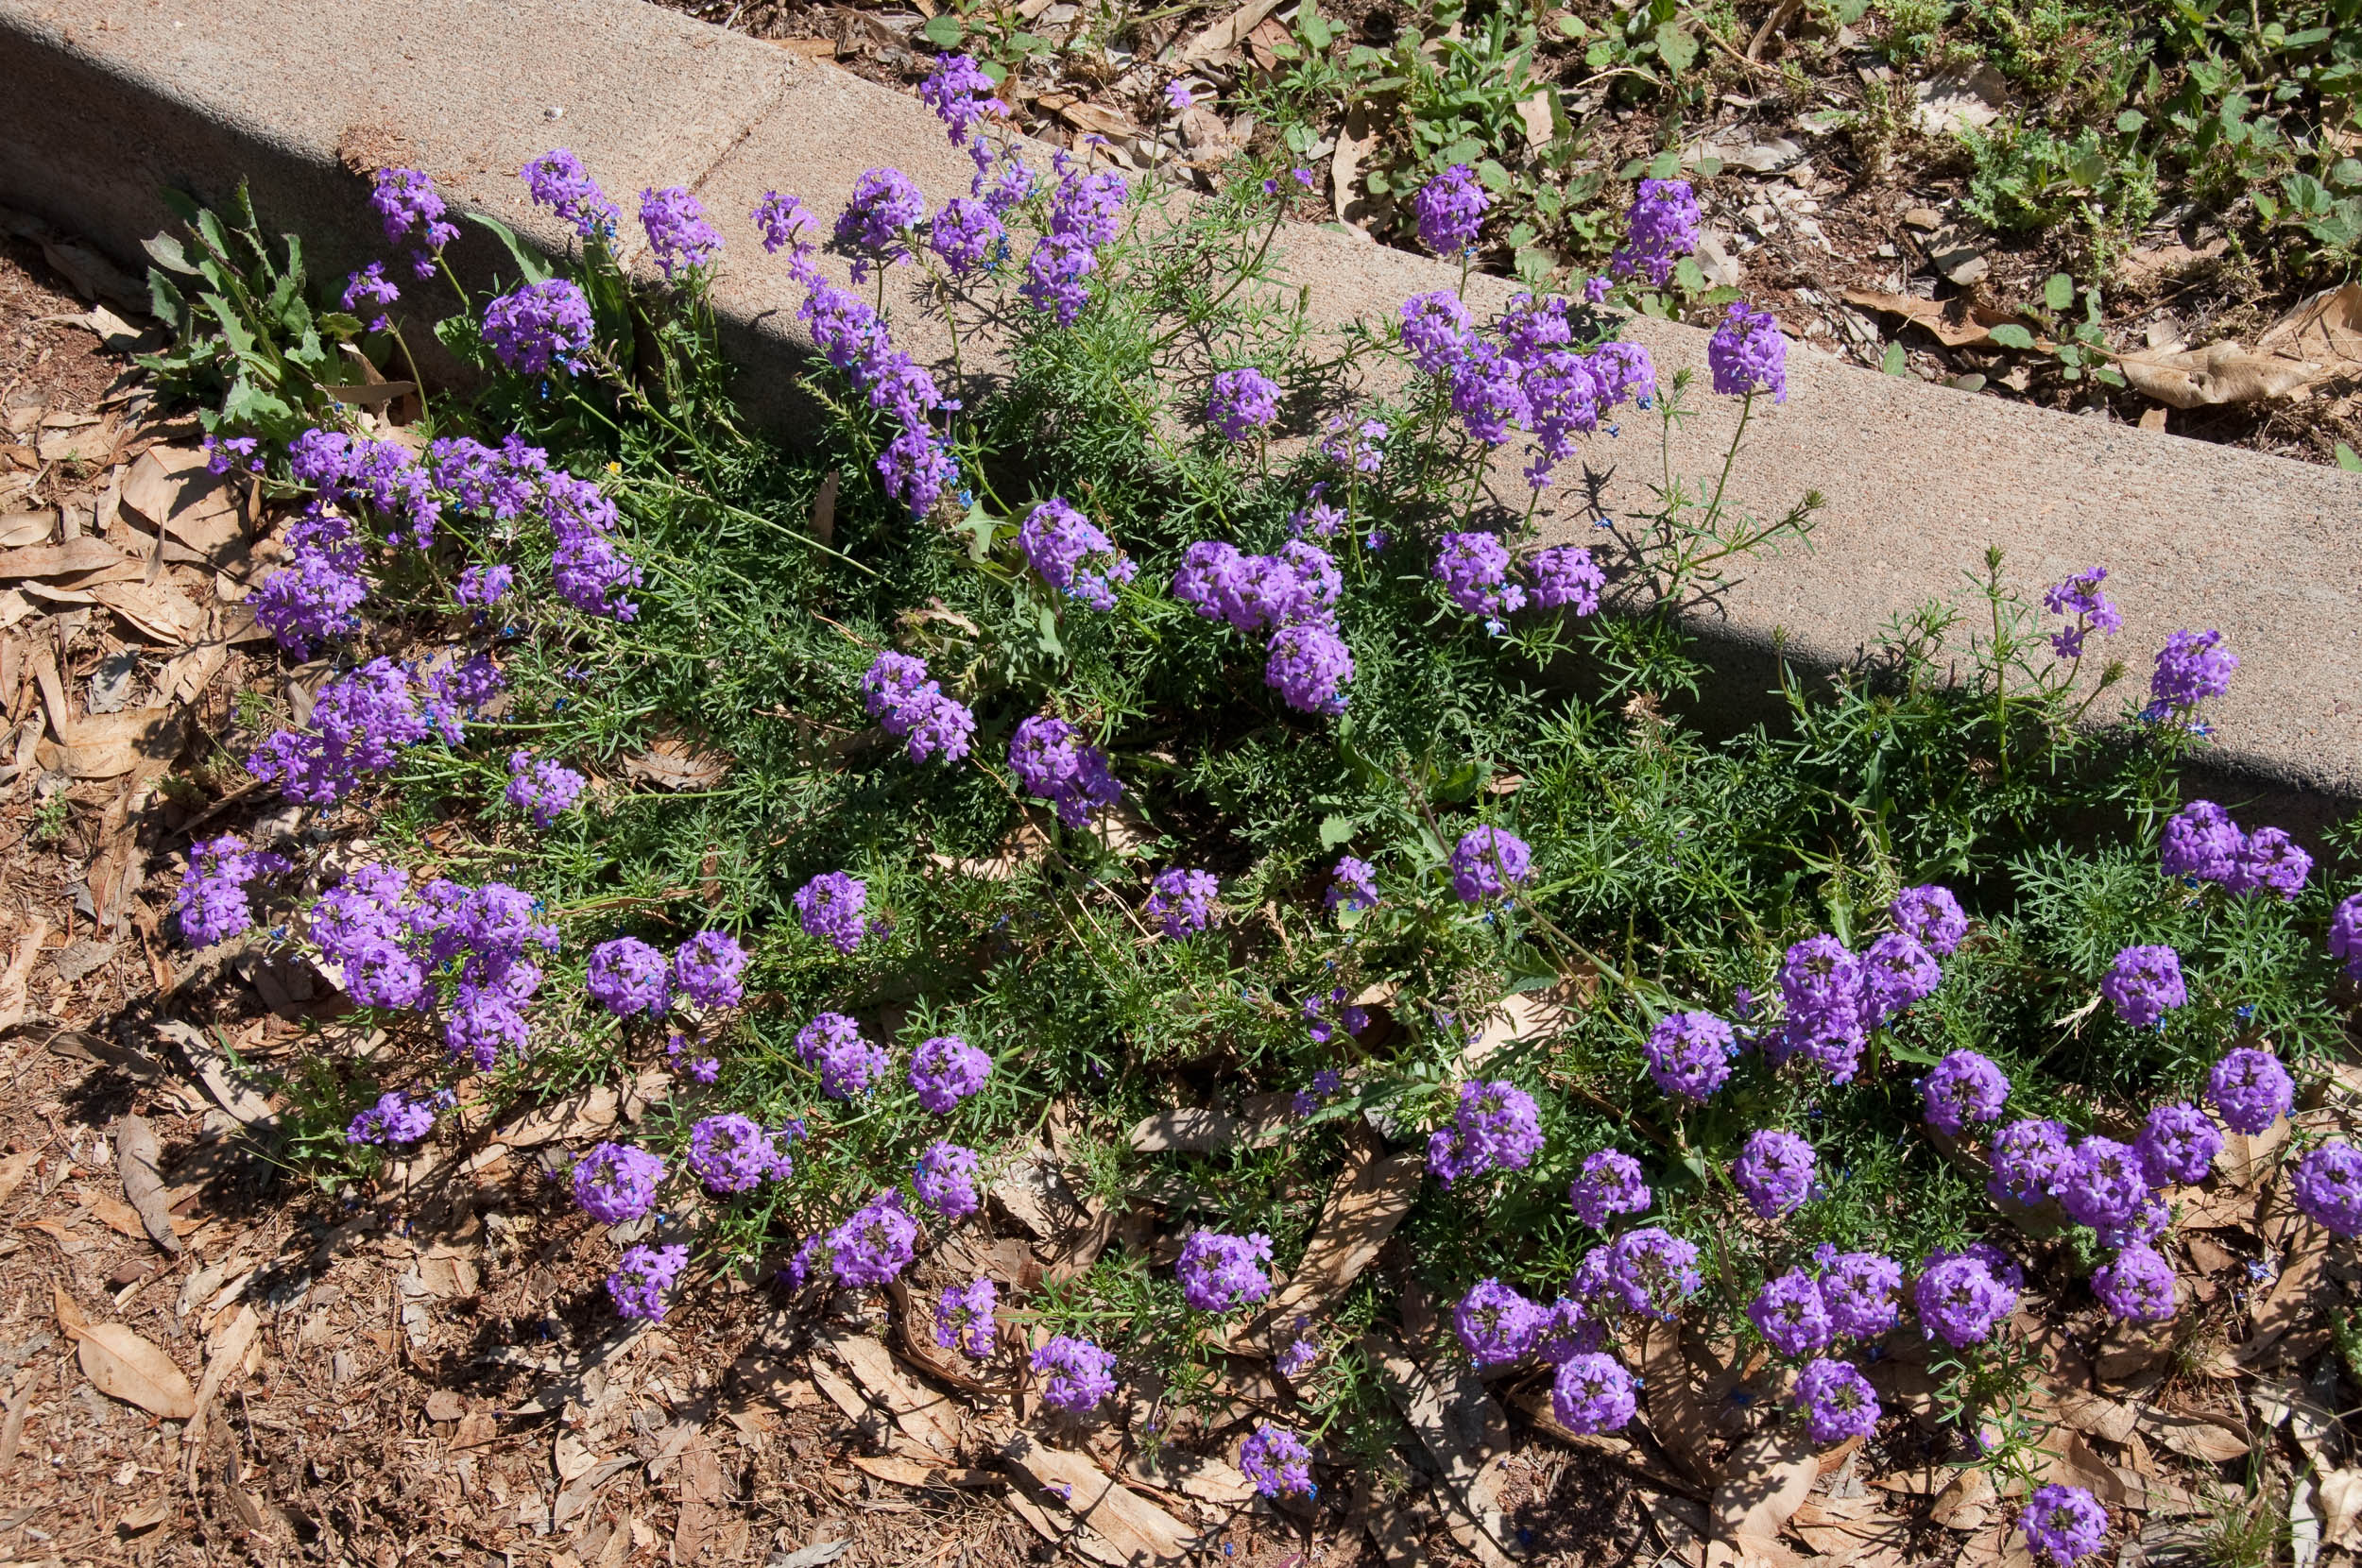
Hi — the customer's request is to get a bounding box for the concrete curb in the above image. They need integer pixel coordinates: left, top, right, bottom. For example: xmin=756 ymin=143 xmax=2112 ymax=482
xmin=4 ymin=0 xmax=2356 ymax=827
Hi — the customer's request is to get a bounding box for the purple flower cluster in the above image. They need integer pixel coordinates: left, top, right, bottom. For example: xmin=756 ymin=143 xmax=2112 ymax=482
xmin=2206 ymin=1046 xmax=2292 ymax=1134
xmin=1454 ymin=1277 xmax=1543 ymax=1365
xmin=1610 ymin=179 xmax=1701 ymax=286
xmin=861 ymin=651 xmax=977 ymax=764
xmin=1891 ymin=884 xmax=1968 ymax=955
xmin=482 ymin=280 xmax=594 ymax=376
xmin=1529 ymin=546 xmax=1605 ymax=615
xmin=796 ymin=1012 xmax=891 ymax=1099
xmin=2159 ymin=800 xmax=2310 ymax=898
xmin=909 ymin=1034 xmax=992 ymax=1114
xmin=1427 ymin=1079 xmax=1545 ymax=1185
xmin=307 ymin=865 xmax=557 ymax=1065
xmin=1922 ymin=1050 xmax=2011 ymax=1136
xmin=1792 ymin=1358 xmax=1880 ymax=1443
xmin=341 ymin=263 xmax=400 ymax=332
xmin=2333 ymin=894 xmax=2362 ymax=981
xmin=1019 ymin=499 xmax=1136 ymax=610
xmin=587 ymin=936 xmax=672 ymax=1018
xmin=2100 ymin=945 xmax=2185 ymax=1027
xmin=176 ymin=833 xmax=290 ymax=946
xmin=688 ymin=1114 xmax=794 ymax=1193
xmin=2021 ymin=1485 xmax=2109 ymax=1564
xmin=1733 ymin=1130 xmax=1815 ymax=1218
xmin=1176 ymin=1229 xmax=1274 ymax=1312
xmin=1550 ymin=1353 xmax=1637 ymax=1434
xmin=2043 ymin=567 xmax=2121 ymax=660
xmin=1399 ymin=293 xmax=1653 ymax=486
xmin=1818 ymin=1248 xmax=1904 ymax=1338
xmin=522 ymin=148 xmax=621 ymax=242
xmin=795 ymin=871 xmax=870 ymax=955
xmin=1172 ymin=538 xmax=1356 ymax=715
xmin=505 ymin=749 xmax=586 ymax=827
xmin=573 ymin=1142 xmax=665 ymax=1224
xmin=1145 ymin=867 xmax=1220 ymax=937
xmin=1031 ymin=1335 xmax=1118 ymax=1411
xmin=1645 ymin=1011 xmax=1735 ymax=1103
xmin=1239 ymin=1423 xmax=1313 ymax=1498
xmin=2295 ymin=1143 xmax=2362 ymax=1236
xmin=2148 ymin=628 xmax=2235 ymax=713
xmin=1987 ymin=1117 xmax=2075 ymax=1205
xmin=1747 ymin=1269 xmax=1831 ymax=1357
xmin=824 ymin=1190 xmax=919 ymax=1287
xmin=639 ymin=186 xmax=722 ymax=280
xmin=1326 ymin=856 xmax=1379 ymax=913
xmin=1414 ymin=164 xmax=1489 ymax=255
xmin=1321 ymin=415 xmax=1387 ymax=474
xmin=914 ymin=1140 xmax=982 ymax=1219
xmin=1600 ymin=1227 xmax=1704 ymax=1318
xmin=1433 ymin=533 xmax=1525 ymax=620
xmin=2133 ymin=1103 xmax=2219 ymax=1187
xmin=919 ymin=54 xmax=1005 ymax=147
xmin=1300 ymin=990 xmax=1369 ymax=1047
xmin=1449 ymin=826 xmax=1532 ymax=902
xmin=1568 ymin=1150 xmax=1651 ymax=1230
xmin=250 ymin=536 xmax=368 ymax=657
xmin=1207 ymin=367 xmax=1280 ymax=441
xmin=1008 ymin=715 xmax=1124 ymax=828
xmin=674 ymin=929 xmax=747 ymax=1009
xmin=608 ymin=1244 xmax=689 ymax=1321
xmin=2091 ymin=1244 xmax=2176 ymax=1321
xmin=369 ymin=168 xmax=459 ymax=278
xmin=929 ymin=196 xmax=1004 ymax=275
xmin=346 ymin=1089 xmax=442 ymax=1146
xmin=1913 ymin=1248 xmax=2020 ymax=1347
xmin=834 ymin=168 xmax=927 ymax=278
xmin=2056 ymin=1136 xmax=2146 ymax=1230
xmin=1707 ymin=301 xmax=1787 ymax=402
xmin=936 ymin=1275 xmax=998 ymax=1358
xmin=249 ymin=659 xmax=431 ymax=804
xmin=1020 ymin=154 xmax=1128 ymax=324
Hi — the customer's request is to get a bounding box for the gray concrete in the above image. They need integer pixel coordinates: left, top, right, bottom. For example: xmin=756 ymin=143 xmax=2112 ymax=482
xmin=3 ymin=0 xmax=2356 ymax=827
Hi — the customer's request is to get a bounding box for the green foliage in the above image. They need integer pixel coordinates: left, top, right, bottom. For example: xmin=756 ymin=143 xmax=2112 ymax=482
xmin=1962 ymin=118 xmax=2159 ymax=237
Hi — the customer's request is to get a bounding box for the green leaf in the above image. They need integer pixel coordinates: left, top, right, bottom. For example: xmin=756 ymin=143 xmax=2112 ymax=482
xmin=1881 ymin=341 xmax=1908 ymax=375
xmin=1988 ymin=323 xmax=2036 ymax=349
xmin=220 ymin=381 xmax=293 ymax=425
xmin=2336 ymin=441 xmax=2362 ymax=472
xmin=2043 ymin=273 xmax=2074 ymax=312
xmin=1694 ymin=156 xmax=1722 ymax=178
xmin=921 ymin=12 xmax=964 ymax=46
xmin=2114 ymin=109 xmax=2148 ymax=135
xmin=1318 ymin=813 xmax=1361 ymax=849
xmin=1886 ymin=1040 xmax=1943 ymax=1067
xmin=1652 ymin=24 xmax=1697 ymax=73
xmin=1034 ymin=600 xmax=1065 ymax=659
xmin=146 ymin=271 xmax=187 ymax=333
xmin=466 ymin=212 xmax=553 ymax=285
xmin=2255 ymin=191 xmax=2281 ymax=221
xmin=142 ymin=232 xmax=198 ymax=276
xmin=1646 ymin=149 xmax=1682 ymax=180
xmin=1672 ymin=255 xmax=1705 ymax=293
xmin=1297 ymin=0 xmax=1332 ymax=51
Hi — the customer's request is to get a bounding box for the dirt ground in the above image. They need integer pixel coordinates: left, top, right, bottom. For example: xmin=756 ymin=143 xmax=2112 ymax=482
xmin=1 ymin=206 xmax=2356 ymax=1568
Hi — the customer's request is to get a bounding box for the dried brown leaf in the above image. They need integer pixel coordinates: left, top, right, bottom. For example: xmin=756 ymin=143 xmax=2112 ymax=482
xmin=0 ymin=537 xmax=136 ymax=580
xmin=120 ymin=447 xmax=244 ymax=555
xmin=619 ymin=730 xmax=730 ymax=791
xmin=2118 ymin=342 xmax=2319 ymax=408
xmin=36 ymin=704 xmax=180 ymax=779
xmin=850 ymin=1455 xmax=998 ymax=1489
xmin=2258 ymin=281 xmax=2362 ymax=368
xmin=1640 ymin=1317 xmax=1721 ymax=1483
xmin=818 ymin=1325 xmax=961 ymax=1460
xmin=0 ymin=1147 xmax=37 ymax=1207
xmin=1840 ymin=288 xmax=2043 ymax=350
xmin=0 ymin=918 xmax=47 ymax=1033
xmin=1000 ymin=1435 xmax=1196 ymax=1562
xmin=77 ymin=1321 xmax=197 ymax=1419
xmin=1257 ymin=1127 xmax=1421 ymax=1350
xmin=1177 ymin=0 xmax=1284 ymax=62
xmin=90 ymin=580 xmax=205 ymax=644
xmin=1711 ymin=1427 xmax=1817 ymax=1543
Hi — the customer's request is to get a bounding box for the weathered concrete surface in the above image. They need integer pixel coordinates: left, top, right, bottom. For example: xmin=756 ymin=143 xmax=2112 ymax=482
xmin=3 ymin=0 xmax=2356 ymax=824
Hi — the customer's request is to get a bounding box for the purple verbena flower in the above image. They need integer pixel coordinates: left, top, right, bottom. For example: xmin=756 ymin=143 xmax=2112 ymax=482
xmin=1145 ymin=867 xmax=1220 ymax=938
xmin=914 ymin=1140 xmax=983 ymax=1219
xmin=1239 ymin=1423 xmax=1313 ymax=1498
xmin=1427 ymin=1079 xmax=1545 ymax=1185
xmin=1817 ymin=1250 xmax=1903 ymax=1340
xmin=795 ymin=871 xmax=869 ymax=955
xmin=639 ymin=186 xmax=722 ymax=279
xmin=346 ymin=1089 xmax=440 ymax=1146
xmin=2205 ymin=1046 xmax=2292 ymax=1134
xmin=1793 ymin=1358 xmax=1881 ymax=1443
xmin=674 ymin=930 xmax=747 ymax=1010
xmin=369 ymin=168 xmax=458 ymax=277
xmin=505 ymin=748 xmax=586 ymax=828
xmin=573 ymin=1142 xmax=664 ymax=1224
xmin=1987 ymin=1117 xmax=2075 ymax=1205
xmin=341 ymin=262 xmax=401 ymax=332
xmin=2021 ymin=1485 xmax=2108 ymax=1564
xmin=1176 ymin=1229 xmax=1275 ymax=1313
xmin=482 ymin=280 xmax=593 ymax=376
xmin=1891 ymin=884 xmax=1968 ymax=956
xmin=1747 ymin=1269 xmax=1832 ymax=1358
xmin=2225 ymin=826 xmax=2311 ymax=900
xmin=1031 ymin=1335 xmax=1117 ymax=1410
xmin=2100 ymin=945 xmax=2185 ymax=1027
xmin=1912 ymin=1251 xmax=2017 ymax=1347
xmin=1453 ymin=1277 xmax=1542 ymax=1366
xmin=826 ymin=1190 xmax=918 ymax=1286
xmin=918 ymin=54 xmax=1005 ymax=147
xmin=909 ymin=1034 xmax=992 ymax=1114
xmin=2091 ymin=1245 xmax=2177 ymax=1322
xmin=1551 ymin=1353 xmax=1637 ymax=1434
xmin=1449 ymin=825 xmax=1532 ymax=902
xmin=1569 ymin=1150 xmax=1652 ymax=1230
xmin=1922 ymin=1050 xmax=2011 ymax=1137
xmin=2148 ymin=629 xmax=2235 ymax=712
xmin=688 ymin=1114 xmax=793 ymax=1194
xmin=1266 ymin=620 xmax=1356 ymax=715
xmin=522 ymin=149 xmax=620 ymax=241
xmin=796 ymin=1011 xmax=890 ymax=1099
xmin=936 ymin=1275 xmax=998 ymax=1358
xmin=2160 ymin=800 xmax=2243 ymax=882
xmin=1529 ymin=546 xmax=1604 ymax=615
xmin=608 ymin=1243 xmax=689 ymax=1321
xmin=586 ymin=936 xmax=671 ymax=1018
xmin=1019 ymin=498 xmax=1135 ymax=609
xmin=2133 ymin=1103 xmax=2219 ymax=1188
xmin=1414 ymin=163 xmax=1489 ymax=255
xmin=1604 ymin=1227 xmax=1702 ymax=1318
xmin=1706 ymin=301 xmax=1787 ymax=401
xmin=1645 ymin=1012 xmax=1734 ymax=1104
xmin=1207 ymin=367 xmax=1281 ymax=441
xmin=1861 ymin=931 xmax=1940 ymax=1025
xmin=834 ymin=168 xmax=927 ymax=274
xmin=1733 ymin=1130 xmax=1815 ymax=1219
xmin=2056 ymin=1137 xmax=2147 ymax=1231
xmin=1326 ymin=856 xmax=1378 ymax=914
xmin=2043 ymin=568 xmax=2121 ymax=660
xmin=177 ymin=833 xmax=290 ymax=946
xmin=1007 ymin=715 xmax=1123 ymax=829
xmin=2294 ymin=1142 xmax=2362 ymax=1236
xmin=1610 ymin=179 xmax=1700 ymax=286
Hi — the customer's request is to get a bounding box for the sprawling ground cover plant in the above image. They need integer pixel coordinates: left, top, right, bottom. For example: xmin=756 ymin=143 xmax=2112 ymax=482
xmin=157 ymin=60 xmax=2358 ymax=1556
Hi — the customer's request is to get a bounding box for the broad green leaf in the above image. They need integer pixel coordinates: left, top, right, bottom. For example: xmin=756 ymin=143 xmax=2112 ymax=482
xmin=1474 ymin=159 xmax=1512 ymax=192
xmin=2336 ymin=441 xmax=2362 ymax=472
xmin=1987 ymin=323 xmax=2036 ymax=349
xmin=1318 ymin=813 xmax=1360 ymax=849
xmin=1881 ymin=341 xmax=1908 ymax=375
xmin=466 ymin=212 xmax=553 ymax=285
xmin=146 ymin=271 xmax=187 ymax=332
xmin=921 ymin=12 xmax=964 ymax=46
xmin=142 ymin=232 xmax=198 ymax=276
xmin=2043 ymin=273 xmax=2074 ymax=312
xmin=1646 ymin=149 xmax=1682 ymax=180
xmin=1653 ymin=24 xmax=1698 ymax=73
xmin=1672 ymin=256 xmax=1706 ymax=293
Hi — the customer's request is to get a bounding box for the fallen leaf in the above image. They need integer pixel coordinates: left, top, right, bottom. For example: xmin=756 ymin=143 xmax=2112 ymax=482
xmin=1360 ymin=1329 xmax=1516 ymax=1567
xmin=2118 ymin=240 xmax=2230 ymax=285
xmin=90 ymin=580 xmax=205 ymax=644
xmin=1124 ymin=1447 xmax=1258 ymax=1506
xmin=1126 ymin=1092 xmax=1293 ymax=1152
xmin=2220 ymin=1121 xmax=2292 ymax=1190
xmin=181 ymin=1304 xmax=257 ymax=1459
xmin=0 ymin=1147 xmax=37 ymax=1207
xmin=120 ymin=447 xmax=244 ymax=555
xmin=159 ymin=641 xmax=227 ymax=707
xmin=2035 ymin=1429 xmax=2128 ymax=1508
xmin=2054 ymin=1389 xmax=2135 ymax=1445
xmin=36 ymin=703 xmax=180 ymax=779
xmin=2118 ymin=341 xmax=2319 ymax=409
xmin=1928 ymin=1467 xmax=1996 ymax=1530
xmin=1912 ymin=63 xmax=2009 ymax=136
xmin=153 ymin=1018 xmax=278 ymax=1127
xmin=1330 ymin=103 xmax=1375 ymax=224
xmin=1711 ymin=1427 xmax=1817 ymax=1542
xmin=36 ymin=420 xmax=116 ymax=464
xmin=2319 ymin=1468 xmax=2362 ymax=1548
xmin=1256 ymin=1126 xmax=1422 ymax=1351
xmin=555 ymin=1430 xmax=600 ymax=1482
xmin=850 ymin=1455 xmax=998 ymax=1490
xmin=552 ymin=1456 xmax=635 ymax=1527
xmin=77 ymin=1321 xmax=197 ymax=1419
xmin=1840 ymin=288 xmax=2045 ymax=350
xmin=2258 ymin=281 xmax=2362 ymax=367
xmin=0 ymin=918 xmax=48 ymax=1032
xmin=818 ymin=1325 xmax=961 ymax=1460
xmin=2140 ymin=1408 xmax=2251 ymax=1464
xmin=2296 ymin=1477 xmax=2324 ymax=1568
xmin=619 ymin=729 xmax=730 ymax=791
xmin=0 ymin=537 xmax=137 ymax=580
xmin=1246 ymin=14 xmax=1291 ymax=69
xmin=810 ymin=469 xmax=838 ymax=546
xmin=1000 ymin=1434 xmax=1196 ymax=1563
xmin=1643 ymin=1491 xmax=1711 ymax=1568
xmin=2246 ymin=1240 xmax=2334 ymax=1365
xmin=1177 ymin=0 xmax=1285 ymax=62
xmin=502 ymin=1084 xmax=620 ymax=1147
xmin=1639 ymin=1317 xmax=1720 ymax=1483
xmin=1059 ymin=101 xmax=1138 ymax=141
xmin=0 ymin=510 xmax=53 ymax=548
